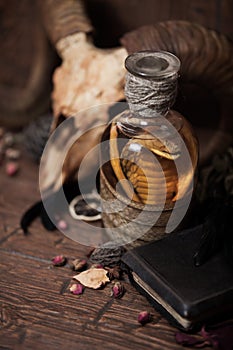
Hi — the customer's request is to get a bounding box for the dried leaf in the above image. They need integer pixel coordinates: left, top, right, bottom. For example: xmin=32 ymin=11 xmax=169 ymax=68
xmin=175 ymin=321 xmax=233 ymax=350
xmin=202 ymin=323 xmax=233 ymax=350
xmin=73 ymin=268 xmax=110 ymax=289
xmin=175 ymin=332 xmax=211 ymax=348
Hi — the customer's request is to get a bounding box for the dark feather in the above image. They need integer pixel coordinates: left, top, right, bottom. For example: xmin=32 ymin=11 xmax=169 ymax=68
xmin=20 ymin=201 xmax=43 ymax=234
xmin=20 ymin=180 xmax=81 ymax=233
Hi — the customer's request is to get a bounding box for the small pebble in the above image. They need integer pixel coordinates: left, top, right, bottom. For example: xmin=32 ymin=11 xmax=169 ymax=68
xmin=6 ymin=161 xmax=19 ymax=176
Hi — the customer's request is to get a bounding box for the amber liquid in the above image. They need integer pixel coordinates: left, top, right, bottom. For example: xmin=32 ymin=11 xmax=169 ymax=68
xmin=101 ymin=110 xmax=198 ymax=207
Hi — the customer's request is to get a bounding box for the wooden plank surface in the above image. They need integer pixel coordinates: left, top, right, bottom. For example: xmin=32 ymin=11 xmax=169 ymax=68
xmin=0 ymin=151 xmax=211 ymax=350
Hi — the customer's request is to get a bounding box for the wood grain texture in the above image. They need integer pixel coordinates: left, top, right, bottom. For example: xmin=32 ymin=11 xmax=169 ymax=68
xmin=0 ymin=150 xmax=212 ymax=349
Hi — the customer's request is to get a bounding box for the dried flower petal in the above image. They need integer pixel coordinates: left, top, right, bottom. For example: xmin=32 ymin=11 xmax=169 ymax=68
xmin=73 ymin=268 xmax=110 ymax=289
xmin=175 ymin=321 xmax=233 ymax=350
xmin=105 ymin=266 xmax=122 ymax=280
xmin=201 ymin=323 xmax=233 ymax=350
xmin=175 ymin=332 xmax=209 ymax=348
xmin=52 ymin=255 xmax=67 ymax=266
xmin=138 ymin=311 xmax=151 ymax=325
xmin=71 ymin=259 xmax=87 ymax=271
xmin=111 ymin=282 xmax=125 ymax=299
xmin=69 ymin=283 xmax=84 ymax=295
xmin=6 ymin=161 xmax=19 ymax=176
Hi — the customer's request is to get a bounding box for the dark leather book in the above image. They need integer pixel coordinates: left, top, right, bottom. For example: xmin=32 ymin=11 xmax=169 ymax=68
xmin=122 ymin=226 xmax=233 ymax=330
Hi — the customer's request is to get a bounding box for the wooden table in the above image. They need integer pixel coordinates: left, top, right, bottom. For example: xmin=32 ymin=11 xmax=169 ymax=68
xmin=0 ymin=151 xmax=211 ymax=350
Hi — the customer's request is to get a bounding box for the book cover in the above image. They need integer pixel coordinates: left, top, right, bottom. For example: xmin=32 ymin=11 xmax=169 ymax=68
xmin=122 ymin=226 xmax=233 ymax=330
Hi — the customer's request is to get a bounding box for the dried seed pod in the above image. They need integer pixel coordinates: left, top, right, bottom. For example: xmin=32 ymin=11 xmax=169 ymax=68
xmin=105 ymin=266 xmax=122 ymax=280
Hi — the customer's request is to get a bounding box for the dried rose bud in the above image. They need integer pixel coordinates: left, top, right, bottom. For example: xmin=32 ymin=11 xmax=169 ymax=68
xmin=52 ymin=255 xmax=67 ymax=266
xmin=69 ymin=283 xmax=84 ymax=295
xmin=138 ymin=311 xmax=151 ymax=325
xmin=6 ymin=161 xmax=19 ymax=176
xmin=57 ymin=220 xmax=68 ymax=230
xmin=111 ymin=282 xmax=125 ymax=299
xmin=105 ymin=265 xmax=122 ymax=280
xmin=71 ymin=259 xmax=87 ymax=271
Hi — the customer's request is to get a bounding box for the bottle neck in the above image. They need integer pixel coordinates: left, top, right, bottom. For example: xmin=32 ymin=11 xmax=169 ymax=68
xmin=125 ymin=71 xmax=178 ymax=118
xmin=117 ymin=109 xmax=183 ymax=141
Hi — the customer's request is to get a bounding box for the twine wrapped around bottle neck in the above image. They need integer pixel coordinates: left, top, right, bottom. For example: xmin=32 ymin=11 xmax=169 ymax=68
xmin=124 ymin=51 xmax=180 ymax=117
xmin=125 ymin=71 xmax=178 ymax=117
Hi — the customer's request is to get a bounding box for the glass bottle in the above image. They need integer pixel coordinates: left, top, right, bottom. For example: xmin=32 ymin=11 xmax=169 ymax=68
xmin=100 ymin=51 xmax=198 ymax=247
